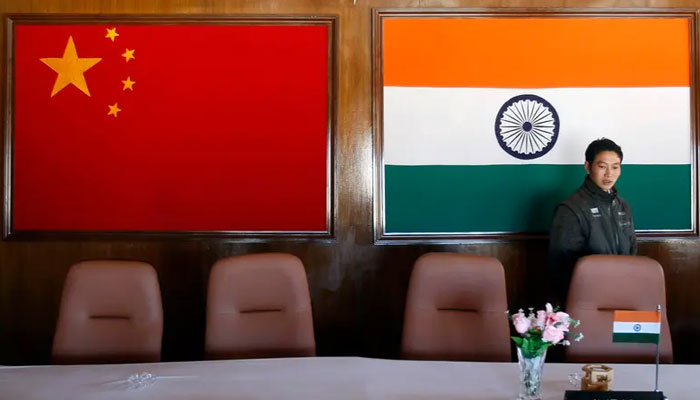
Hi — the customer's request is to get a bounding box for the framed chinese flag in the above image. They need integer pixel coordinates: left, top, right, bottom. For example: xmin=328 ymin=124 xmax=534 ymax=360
xmin=4 ymin=15 xmax=336 ymax=239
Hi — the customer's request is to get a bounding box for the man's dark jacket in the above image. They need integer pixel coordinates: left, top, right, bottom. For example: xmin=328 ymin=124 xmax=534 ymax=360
xmin=548 ymin=176 xmax=637 ymax=303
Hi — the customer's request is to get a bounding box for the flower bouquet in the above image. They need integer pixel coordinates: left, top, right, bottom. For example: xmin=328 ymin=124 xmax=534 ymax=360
xmin=508 ymin=303 xmax=582 ymax=400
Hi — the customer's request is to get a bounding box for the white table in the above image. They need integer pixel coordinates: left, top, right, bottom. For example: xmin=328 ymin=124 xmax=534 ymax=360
xmin=1 ymin=357 xmax=698 ymax=399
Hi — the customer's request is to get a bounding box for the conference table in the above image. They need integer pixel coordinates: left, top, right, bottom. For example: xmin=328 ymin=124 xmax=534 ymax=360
xmin=1 ymin=357 xmax=698 ymax=399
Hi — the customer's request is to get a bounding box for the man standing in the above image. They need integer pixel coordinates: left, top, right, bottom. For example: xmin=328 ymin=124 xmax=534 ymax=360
xmin=549 ymin=138 xmax=637 ymax=303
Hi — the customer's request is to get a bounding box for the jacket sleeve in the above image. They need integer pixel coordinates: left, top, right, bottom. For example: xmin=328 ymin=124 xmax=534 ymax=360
xmin=548 ymin=204 xmax=586 ymax=304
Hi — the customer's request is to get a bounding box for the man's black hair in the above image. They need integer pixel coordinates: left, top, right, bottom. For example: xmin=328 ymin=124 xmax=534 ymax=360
xmin=585 ymin=138 xmax=623 ymax=164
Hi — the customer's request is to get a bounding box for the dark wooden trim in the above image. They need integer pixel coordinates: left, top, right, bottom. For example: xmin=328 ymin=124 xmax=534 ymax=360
xmin=5 ymin=14 xmax=338 ymax=25
xmin=371 ymin=9 xmax=384 ymax=244
xmin=372 ymin=8 xmax=700 ymax=243
xmin=3 ymin=14 xmax=338 ymax=240
xmin=373 ymin=7 xmax=699 ymax=17
xmin=3 ymin=16 xmax=15 ymax=240
xmin=328 ymin=14 xmax=339 ymax=243
xmin=690 ymin=10 xmax=700 ymax=241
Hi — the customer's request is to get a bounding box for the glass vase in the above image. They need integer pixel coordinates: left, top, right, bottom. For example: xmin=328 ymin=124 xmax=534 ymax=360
xmin=517 ymin=347 xmax=547 ymax=400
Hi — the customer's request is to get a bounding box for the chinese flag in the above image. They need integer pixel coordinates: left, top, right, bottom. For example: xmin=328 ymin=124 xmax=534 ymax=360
xmin=12 ymin=24 xmax=329 ymax=232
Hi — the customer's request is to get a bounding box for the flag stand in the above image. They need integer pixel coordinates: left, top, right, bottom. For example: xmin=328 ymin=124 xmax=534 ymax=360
xmin=654 ymin=304 xmax=661 ymax=392
xmin=598 ymin=307 xmax=666 ymax=400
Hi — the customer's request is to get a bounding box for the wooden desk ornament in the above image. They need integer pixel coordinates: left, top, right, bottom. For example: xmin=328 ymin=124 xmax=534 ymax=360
xmin=565 ymin=364 xmax=667 ymax=400
xmin=582 ymin=364 xmax=614 ymax=391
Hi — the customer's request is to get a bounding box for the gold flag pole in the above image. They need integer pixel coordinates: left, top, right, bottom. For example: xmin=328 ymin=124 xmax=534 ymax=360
xmin=655 ymin=304 xmax=661 ymax=392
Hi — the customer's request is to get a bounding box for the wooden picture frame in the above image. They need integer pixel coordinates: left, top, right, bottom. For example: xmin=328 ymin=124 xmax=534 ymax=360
xmin=373 ymin=8 xmax=699 ymax=243
xmin=4 ymin=14 xmax=337 ymax=240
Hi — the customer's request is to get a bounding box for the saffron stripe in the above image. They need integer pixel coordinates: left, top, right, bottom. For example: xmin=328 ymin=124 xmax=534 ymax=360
xmin=613 ymin=310 xmax=661 ymax=323
xmin=383 ymin=17 xmax=690 ymax=88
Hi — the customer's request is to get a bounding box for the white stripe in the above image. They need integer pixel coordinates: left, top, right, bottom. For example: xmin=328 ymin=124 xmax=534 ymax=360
xmin=383 ymin=87 xmax=691 ymax=165
xmin=613 ymin=321 xmax=661 ymax=334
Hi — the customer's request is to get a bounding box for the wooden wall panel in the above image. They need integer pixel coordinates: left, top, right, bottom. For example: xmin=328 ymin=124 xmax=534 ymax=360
xmin=2 ymin=0 xmax=700 ymax=365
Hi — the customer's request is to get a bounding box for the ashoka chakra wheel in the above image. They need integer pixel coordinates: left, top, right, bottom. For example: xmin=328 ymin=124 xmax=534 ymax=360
xmin=494 ymin=94 xmax=560 ymax=160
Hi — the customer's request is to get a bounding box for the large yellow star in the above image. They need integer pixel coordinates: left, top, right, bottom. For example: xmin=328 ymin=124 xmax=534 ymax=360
xmin=40 ymin=36 xmax=102 ymax=97
xmin=107 ymin=103 xmax=121 ymax=118
xmin=121 ymin=76 xmax=135 ymax=91
xmin=122 ymin=48 xmax=135 ymax=62
xmin=105 ymin=28 xmax=119 ymax=42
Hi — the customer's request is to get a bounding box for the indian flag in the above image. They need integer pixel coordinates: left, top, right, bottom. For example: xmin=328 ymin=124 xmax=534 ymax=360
xmin=381 ymin=16 xmax=692 ymax=234
xmin=612 ymin=310 xmax=661 ymax=344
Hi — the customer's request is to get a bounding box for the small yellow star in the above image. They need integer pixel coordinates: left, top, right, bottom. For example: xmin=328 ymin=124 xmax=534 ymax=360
xmin=107 ymin=103 xmax=121 ymax=118
xmin=105 ymin=28 xmax=119 ymax=42
xmin=121 ymin=76 xmax=135 ymax=91
xmin=122 ymin=48 xmax=135 ymax=62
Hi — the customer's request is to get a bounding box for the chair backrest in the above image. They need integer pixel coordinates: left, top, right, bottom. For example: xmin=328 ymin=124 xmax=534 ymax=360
xmin=52 ymin=260 xmax=163 ymax=364
xmin=401 ymin=252 xmax=510 ymax=361
xmin=565 ymin=255 xmax=673 ymax=363
xmin=205 ymin=253 xmax=315 ymax=359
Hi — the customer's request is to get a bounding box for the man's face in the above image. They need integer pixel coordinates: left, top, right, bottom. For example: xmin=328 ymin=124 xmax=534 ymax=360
xmin=585 ymin=150 xmax=621 ymax=192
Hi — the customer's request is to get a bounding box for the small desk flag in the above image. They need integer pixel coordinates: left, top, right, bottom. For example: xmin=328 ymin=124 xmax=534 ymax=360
xmin=612 ymin=310 xmax=661 ymax=344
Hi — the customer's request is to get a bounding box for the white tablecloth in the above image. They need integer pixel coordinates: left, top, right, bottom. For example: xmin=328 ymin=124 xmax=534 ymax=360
xmin=1 ymin=357 xmax=698 ymax=399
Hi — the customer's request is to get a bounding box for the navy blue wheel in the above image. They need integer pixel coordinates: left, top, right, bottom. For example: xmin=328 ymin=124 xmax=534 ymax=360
xmin=494 ymin=94 xmax=559 ymax=160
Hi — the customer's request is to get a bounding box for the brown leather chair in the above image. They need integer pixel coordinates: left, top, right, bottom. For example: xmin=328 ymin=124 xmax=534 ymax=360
xmin=52 ymin=260 xmax=163 ymax=364
xmin=565 ymin=255 xmax=673 ymax=363
xmin=205 ymin=253 xmax=315 ymax=359
xmin=401 ymin=252 xmax=510 ymax=361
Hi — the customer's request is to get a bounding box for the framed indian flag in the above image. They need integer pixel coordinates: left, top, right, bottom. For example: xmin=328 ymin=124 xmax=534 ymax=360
xmin=373 ymin=9 xmax=699 ymax=242
xmin=4 ymin=15 xmax=337 ymax=239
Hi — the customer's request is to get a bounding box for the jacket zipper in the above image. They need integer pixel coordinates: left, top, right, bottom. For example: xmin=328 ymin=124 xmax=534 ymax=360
xmin=610 ymin=199 xmax=620 ymax=252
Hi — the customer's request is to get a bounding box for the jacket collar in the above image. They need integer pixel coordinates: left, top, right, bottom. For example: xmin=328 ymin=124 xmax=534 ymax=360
xmin=582 ymin=175 xmax=618 ymax=202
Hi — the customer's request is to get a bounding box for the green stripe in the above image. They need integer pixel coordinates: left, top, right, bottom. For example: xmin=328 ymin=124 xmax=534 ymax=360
xmin=385 ymin=164 xmax=690 ymax=233
xmin=612 ymin=333 xmax=660 ymax=344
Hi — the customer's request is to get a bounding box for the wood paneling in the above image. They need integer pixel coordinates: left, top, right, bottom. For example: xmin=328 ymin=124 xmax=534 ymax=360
xmin=2 ymin=0 xmax=700 ymax=365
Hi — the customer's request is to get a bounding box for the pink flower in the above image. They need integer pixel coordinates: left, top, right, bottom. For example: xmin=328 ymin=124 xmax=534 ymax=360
xmin=545 ymin=303 xmax=554 ymax=314
xmin=535 ymin=311 xmax=547 ymax=329
xmin=545 ymin=310 xmax=570 ymax=329
xmin=509 ymin=304 xmax=581 ymax=349
xmin=513 ymin=313 xmax=531 ymax=334
xmin=553 ymin=312 xmax=571 ymax=329
xmin=542 ymin=325 xmax=566 ymax=344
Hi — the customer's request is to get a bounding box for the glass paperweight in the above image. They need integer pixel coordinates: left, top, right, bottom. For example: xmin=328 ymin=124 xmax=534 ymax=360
xmin=568 ymin=372 xmax=582 ymax=389
xmin=125 ymin=372 xmax=156 ymax=390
